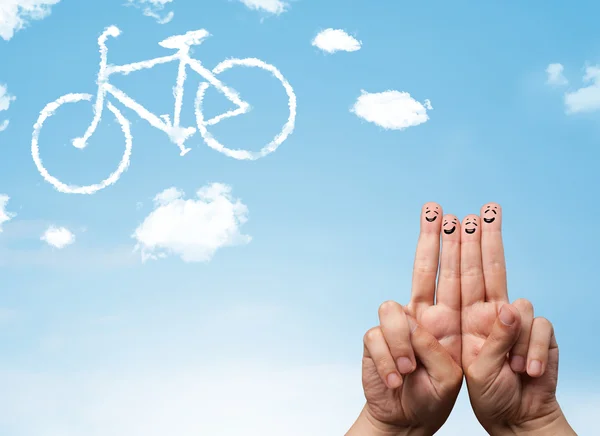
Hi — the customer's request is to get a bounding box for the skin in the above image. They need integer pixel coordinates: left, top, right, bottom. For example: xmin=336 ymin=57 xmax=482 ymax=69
xmin=460 ymin=203 xmax=576 ymax=435
xmin=347 ymin=203 xmax=463 ymax=436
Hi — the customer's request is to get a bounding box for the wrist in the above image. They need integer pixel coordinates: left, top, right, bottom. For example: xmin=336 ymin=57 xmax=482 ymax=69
xmin=346 ymin=405 xmax=428 ymax=436
xmin=491 ymin=405 xmax=576 ymax=436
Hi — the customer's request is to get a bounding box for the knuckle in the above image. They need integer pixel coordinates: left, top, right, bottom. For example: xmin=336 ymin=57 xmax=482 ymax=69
xmin=387 ymin=337 xmax=411 ymax=355
xmin=513 ymin=298 xmax=533 ymax=315
xmin=454 ymin=364 xmax=465 ymax=381
xmin=413 ymin=264 xmax=438 ymax=277
xmin=528 ymin=343 xmax=549 ymax=358
xmin=534 ymin=316 xmax=552 ymax=329
xmin=440 ymin=267 xmax=460 ymax=280
xmin=465 ymin=363 xmax=486 ymax=384
xmin=422 ymin=334 xmax=441 ymax=353
xmin=364 ymin=327 xmax=382 ymax=345
xmin=511 ymin=343 xmax=528 ymax=356
xmin=375 ymin=355 xmax=392 ymax=370
xmin=378 ymin=300 xmax=399 ymax=316
xmin=461 ymin=266 xmax=483 ymax=278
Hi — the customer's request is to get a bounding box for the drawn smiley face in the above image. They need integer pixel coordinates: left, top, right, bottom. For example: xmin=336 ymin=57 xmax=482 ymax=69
xmin=464 ymin=218 xmax=478 ymax=234
xmin=424 ymin=205 xmax=440 ymax=223
xmin=483 ymin=204 xmax=499 ymax=224
xmin=443 ymin=217 xmax=458 ymax=235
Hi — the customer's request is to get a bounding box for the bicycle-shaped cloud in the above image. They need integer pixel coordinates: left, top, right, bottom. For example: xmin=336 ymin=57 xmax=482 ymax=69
xmin=32 ymin=26 xmax=297 ymax=194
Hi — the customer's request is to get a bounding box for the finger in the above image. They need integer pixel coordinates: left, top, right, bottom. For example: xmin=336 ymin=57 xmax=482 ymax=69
xmin=546 ymin=327 xmax=559 ymax=379
xmin=363 ymin=327 xmax=403 ymax=389
xmin=480 ymin=203 xmax=508 ymax=303
xmin=509 ymin=298 xmax=534 ymax=373
xmin=526 ymin=317 xmax=554 ymax=378
xmin=468 ymin=304 xmax=521 ymax=379
xmin=410 ymin=202 xmax=442 ymax=309
xmin=406 ymin=316 xmax=462 ymax=385
xmin=378 ymin=301 xmax=417 ymax=375
xmin=436 ymin=214 xmax=461 ymax=310
xmin=461 ymin=214 xmax=484 ymax=307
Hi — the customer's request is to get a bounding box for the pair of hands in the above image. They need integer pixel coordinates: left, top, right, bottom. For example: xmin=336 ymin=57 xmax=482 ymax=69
xmin=347 ymin=203 xmax=576 ymax=436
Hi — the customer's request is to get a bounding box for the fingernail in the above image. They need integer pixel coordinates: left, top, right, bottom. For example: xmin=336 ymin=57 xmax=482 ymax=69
xmin=510 ymin=355 xmax=525 ymax=372
xmin=397 ymin=357 xmax=413 ymax=374
xmin=528 ymin=360 xmax=542 ymax=377
xmin=387 ymin=372 xmax=402 ymax=388
xmin=407 ymin=316 xmax=417 ymax=333
xmin=499 ymin=305 xmax=515 ymax=326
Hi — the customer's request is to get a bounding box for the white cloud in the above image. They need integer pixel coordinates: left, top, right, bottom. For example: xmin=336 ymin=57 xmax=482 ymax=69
xmin=0 ymin=0 xmax=60 ymax=41
xmin=564 ymin=65 xmax=600 ymax=114
xmin=0 ymin=194 xmax=15 ymax=232
xmin=0 ymin=84 xmax=16 ymax=131
xmin=126 ymin=0 xmax=174 ymax=24
xmin=132 ymin=183 xmax=251 ymax=262
xmin=239 ymin=0 xmax=288 ymax=15
xmin=546 ymin=63 xmax=568 ymax=86
xmin=351 ymin=90 xmax=433 ymax=130
xmin=312 ymin=28 xmax=361 ymax=54
xmin=40 ymin=226 xmax=75 ymax=249
xmin=0 ymin=85 xmax=15 ymax=112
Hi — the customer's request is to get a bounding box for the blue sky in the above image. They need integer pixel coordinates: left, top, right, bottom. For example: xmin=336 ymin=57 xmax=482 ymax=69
xmin=1 ymin=0 xmax=599 ymax=434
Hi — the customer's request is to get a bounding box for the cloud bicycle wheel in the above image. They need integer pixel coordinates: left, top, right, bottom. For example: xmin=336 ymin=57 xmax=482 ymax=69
xmin=31 ymin=93 xmax=132 ymax=194
xmin=195 ymin=57 xmax=297 ymax=161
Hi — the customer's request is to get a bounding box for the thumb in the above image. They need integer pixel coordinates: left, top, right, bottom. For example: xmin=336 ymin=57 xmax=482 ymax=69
xmin=471 ymin=304 xmax=521 ymax=379
xmin=407 ymin=316 xmax=461 ymax=384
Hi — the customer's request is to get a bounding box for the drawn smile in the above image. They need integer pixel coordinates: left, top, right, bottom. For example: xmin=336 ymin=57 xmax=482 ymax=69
xmin=443 ymin=218 xmax=458 ymax=235
xmin=464 ymin=219 xmax=478 ymax=234
xmin=424 ymin=205 xmax=440 ymax=222
xmin=483 ymin=205 xmax=498 ymax=224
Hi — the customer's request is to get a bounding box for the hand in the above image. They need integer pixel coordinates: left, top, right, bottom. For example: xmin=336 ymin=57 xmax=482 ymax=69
xmin=460 ymin=203 xmax=576 ymax=435
xmin=348 ymin=203 xmax=463 ymax=436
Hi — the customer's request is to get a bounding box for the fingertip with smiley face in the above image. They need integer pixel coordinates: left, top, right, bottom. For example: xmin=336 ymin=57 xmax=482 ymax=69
xmin=442 ymin=214 xmax=460 ymax=239
xmin=422 ymin=202 xmax=442 ymax=229
xmin=481 ymin=202 xmax=502 ymax=228
xmin=461 ymin=214 xmax=480 ymax=238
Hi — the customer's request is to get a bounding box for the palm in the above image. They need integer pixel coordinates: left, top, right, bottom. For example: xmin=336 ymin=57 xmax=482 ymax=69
xmin=462 ymin=301 xmax=502 ymax=370
xmin=463 ymin=301 xmax=559 ymax=424
xmin=460 ymin=204 xmax=562 ymax=430
xmin=363 ymin=304 xmax=461 ymax=426
xmin=415 ymin=304 xmax=461 ymax=365
xmin=363 ymin=355 xmax=447 ymax=425
xmin=363 ymin=204 xmax=462 ymax=430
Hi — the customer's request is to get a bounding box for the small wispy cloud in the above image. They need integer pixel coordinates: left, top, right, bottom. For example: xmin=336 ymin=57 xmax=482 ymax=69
xmin=239 ymin=0 xmax=288 ymax=15
xmin=351 ymin=90 xmax=433 ymax=130
xmin=546 ymin=63 xmax=568 ymax=86
xmin=0 ymin=194 xmax=16 ymax=232
xmin=0 ymin=0 xmax=61 ymax=41
xmin=564 ymin=65 xmax=600 ymax=114
xmin=126 ymin=0 xmax=174 ymax=24
xmin=0 ymin=84 xmax=16 ymax=132
xmin=40 ymin=226 xmax=75 ymax=249
xmin=312 ymin=29 xmax=361 ymax=54
xmin=132 ymin=183 xmax=251 ymax=263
